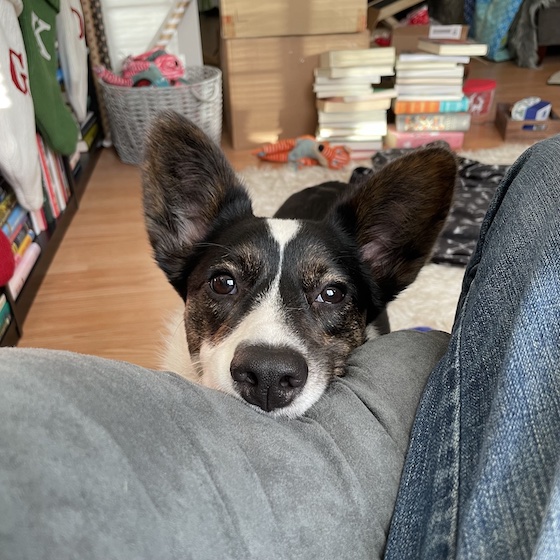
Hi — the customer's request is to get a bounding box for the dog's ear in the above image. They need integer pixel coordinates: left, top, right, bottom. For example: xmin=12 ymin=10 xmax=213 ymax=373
xmin=330 ymin=146 xmax=457 ymax=302
xmin=142 ymin=110 xmax=253 ymax=295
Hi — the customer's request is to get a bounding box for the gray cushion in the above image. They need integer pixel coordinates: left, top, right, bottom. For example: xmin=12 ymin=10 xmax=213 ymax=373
xmin=0 ymin=330 xmax=449 ymax=560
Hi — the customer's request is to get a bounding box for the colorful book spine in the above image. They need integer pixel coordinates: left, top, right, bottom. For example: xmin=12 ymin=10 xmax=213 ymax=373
xmin=77 ymin=121 xmax=100 ymax=153
xmin=29 ymin=202 xmax=47 ymax=234
xmin=7 ymin=241 xmax=41 ymax=299
xmin=393 ymin=96 xmax=469 ymax=114
xmin=395 ymin=112 xmax=471 ymax=132
xmin=0 ymin=191 xmax=17 ymax=228
xmin=55 ymin=155 xmax=71 ymax=201
xmin=36 ymin=133 xmax=61 ymax=218
xmin=11 ymin=220 xmax=36 ymax=264
xmin=385 ymin=126 xmax=465 ymax=150
xmin=45 ymin=143 xmax=67 ymax=211
xmin=1 ymin=204 xmax=28 ymax=243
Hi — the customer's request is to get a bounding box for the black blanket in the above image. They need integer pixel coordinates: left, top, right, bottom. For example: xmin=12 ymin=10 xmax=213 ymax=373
xmin=367 ymin=148 xmax=510 ymax=267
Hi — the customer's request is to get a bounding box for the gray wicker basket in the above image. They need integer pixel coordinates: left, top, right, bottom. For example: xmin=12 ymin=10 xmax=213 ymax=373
xmin=99 ymin=65 xmax=222 ymax=165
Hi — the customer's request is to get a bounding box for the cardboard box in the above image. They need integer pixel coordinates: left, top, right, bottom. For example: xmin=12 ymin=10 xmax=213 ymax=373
xmin=221 ymin=0 xmax=367 ymax=39
xmin=390 ymin=24 xmax=469 ymax=54
xmin=221 ymin=31 xmax=370 ymax=150
xmin=495 ymin=103 xmax=560 ymax=142
xmin=367 ymin=0 xmax=424 ymax=29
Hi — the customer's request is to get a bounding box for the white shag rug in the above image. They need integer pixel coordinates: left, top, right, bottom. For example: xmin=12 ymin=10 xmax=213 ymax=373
xmin=238 ymin=143 xmax=531 ymax=334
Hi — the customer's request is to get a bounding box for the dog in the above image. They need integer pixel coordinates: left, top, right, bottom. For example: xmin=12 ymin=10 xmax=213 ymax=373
xmin=142 ymin=111 xmax=457 ymax=418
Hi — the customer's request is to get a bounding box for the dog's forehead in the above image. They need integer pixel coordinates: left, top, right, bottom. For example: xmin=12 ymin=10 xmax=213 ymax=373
xmin=206 ymin=216 xmax=349 ymax=279
xmin=265 ymin=218 xmax=300 ymax=248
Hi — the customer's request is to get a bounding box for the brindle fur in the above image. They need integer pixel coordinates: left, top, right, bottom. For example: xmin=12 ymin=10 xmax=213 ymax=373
xmin=142 ymin=111 xmax=457 ymax=416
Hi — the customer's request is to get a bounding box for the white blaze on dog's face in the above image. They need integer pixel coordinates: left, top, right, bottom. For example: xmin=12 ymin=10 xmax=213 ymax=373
xmin=142 ymin=111 xmax=457 ymax=418
xmin=187 ymin=218 xmax=374 ymax=418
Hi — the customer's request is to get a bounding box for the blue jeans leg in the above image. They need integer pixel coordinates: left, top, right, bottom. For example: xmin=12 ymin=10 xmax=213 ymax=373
xmin=384 ymin=135 xmax=560 ymax=559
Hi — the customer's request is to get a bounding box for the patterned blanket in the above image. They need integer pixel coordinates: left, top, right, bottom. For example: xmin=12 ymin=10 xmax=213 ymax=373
xmin=358 ymin=147 xmax=510 ymax=267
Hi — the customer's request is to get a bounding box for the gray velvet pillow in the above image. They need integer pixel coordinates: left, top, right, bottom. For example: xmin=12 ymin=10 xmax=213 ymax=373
xmin=0 ymin=330 xmax=449 ymax=560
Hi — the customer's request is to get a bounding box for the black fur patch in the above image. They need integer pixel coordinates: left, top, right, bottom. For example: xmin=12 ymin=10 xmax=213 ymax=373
xmin=142 ymin=111 xmax=457 ymax=415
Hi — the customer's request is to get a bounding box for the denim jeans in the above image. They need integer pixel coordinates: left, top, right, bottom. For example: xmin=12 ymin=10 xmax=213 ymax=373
xmin=384 ymin=135 xmax=560 ymax=559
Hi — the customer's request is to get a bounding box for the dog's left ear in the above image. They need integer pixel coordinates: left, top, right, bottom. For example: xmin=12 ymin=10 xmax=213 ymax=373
xmin=330 ymin=146 xmax=457 ymax=302
xmin=142 ymin=110 xmax=253 ymax=296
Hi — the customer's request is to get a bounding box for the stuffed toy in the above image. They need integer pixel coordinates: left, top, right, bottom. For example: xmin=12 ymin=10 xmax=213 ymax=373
xmin=94 ymin=49 xmax=186 ymax=87
xmin=252 ymin=136 xmax=350 ymax=169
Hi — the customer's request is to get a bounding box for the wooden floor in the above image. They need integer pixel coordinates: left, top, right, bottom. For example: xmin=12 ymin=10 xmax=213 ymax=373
xmin=17 ymin=54 xmax=560 ymax=369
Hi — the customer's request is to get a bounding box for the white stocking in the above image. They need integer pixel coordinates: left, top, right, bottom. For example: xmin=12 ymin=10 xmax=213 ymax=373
xmin=0 ymin=0 xmax=43 ymax=211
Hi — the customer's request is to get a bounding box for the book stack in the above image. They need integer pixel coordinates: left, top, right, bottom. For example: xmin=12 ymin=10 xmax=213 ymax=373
xmin=313 ymin=47 xmax=397 ymax=159
xmin=0 ymin=132 xmax=72 ymax=303
xmin=31 ymin=134 xmax=71 ymax=233
xmin=220 ymin=0 xmax=370 ymax=149
xmin=0 ymin=179 xmax=41 ymax=302
xmin=389 ymin=39 xmax=488 ymax=150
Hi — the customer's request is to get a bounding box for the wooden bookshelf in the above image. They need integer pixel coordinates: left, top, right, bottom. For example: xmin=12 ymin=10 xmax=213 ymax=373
xmin=0 ymin=133 xmax=103 ymax=347
xmin=0 ymin=53 xmax=104 ymax=347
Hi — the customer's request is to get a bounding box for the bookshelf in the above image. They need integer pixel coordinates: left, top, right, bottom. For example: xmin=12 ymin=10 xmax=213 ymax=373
xmin=0 ymin=67 xmax=104 ymax=347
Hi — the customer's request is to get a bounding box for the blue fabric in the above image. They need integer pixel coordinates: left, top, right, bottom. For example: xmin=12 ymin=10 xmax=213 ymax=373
xmin=473 ymin=0 xmax=523 ymax=61
xmin=384 ymin=135 xmax=560 ymax=559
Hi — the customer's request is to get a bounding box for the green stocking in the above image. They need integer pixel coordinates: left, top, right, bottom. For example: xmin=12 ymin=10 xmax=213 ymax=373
xmin=19 ymin=0 xmax=78 ymax=155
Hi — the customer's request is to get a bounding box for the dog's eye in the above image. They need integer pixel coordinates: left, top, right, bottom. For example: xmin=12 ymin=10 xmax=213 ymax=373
xmin=209 ymin=274 xmax=237 ymax=295
xmin=315 ymin=285 xmax=345 ymax=304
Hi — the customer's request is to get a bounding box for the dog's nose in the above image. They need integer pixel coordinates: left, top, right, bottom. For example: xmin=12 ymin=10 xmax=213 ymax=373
xmin=230 ymin=344 xmax=308 ymax=412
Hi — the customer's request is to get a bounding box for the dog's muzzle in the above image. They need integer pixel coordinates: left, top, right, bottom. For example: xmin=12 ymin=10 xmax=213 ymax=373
xmin=230 ymin=344 xmax=308 ymax=412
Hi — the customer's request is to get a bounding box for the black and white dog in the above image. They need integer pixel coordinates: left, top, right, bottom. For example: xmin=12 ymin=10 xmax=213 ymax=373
xmin=142 ymin=111 xmax=457 ymax=418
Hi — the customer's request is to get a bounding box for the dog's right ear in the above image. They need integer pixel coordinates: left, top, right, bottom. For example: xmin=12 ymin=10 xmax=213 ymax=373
xmin=142 ymin=111 xmax=253 ymax=296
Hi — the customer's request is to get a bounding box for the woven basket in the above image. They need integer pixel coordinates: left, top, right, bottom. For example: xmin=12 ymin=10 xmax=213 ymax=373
xmin=99 ymin=66 xmax=222 ymax=165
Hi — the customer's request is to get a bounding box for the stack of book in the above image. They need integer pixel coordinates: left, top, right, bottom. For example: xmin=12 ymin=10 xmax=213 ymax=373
xmin=388 ymin=38 xmax=488 ymax=150
xmin=313 ymin=47 xmax=397 ymax=159
xmin=0 ymin=132 xmax=72 ymax=303
xmin=31 ymin=134 xmax=71 ymax=234
xmin=0 ymin=180 xmax=41 ymax=302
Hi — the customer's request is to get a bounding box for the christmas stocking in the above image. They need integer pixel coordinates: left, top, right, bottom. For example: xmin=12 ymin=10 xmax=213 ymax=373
xmin=19 ymin=0 xmax=78 ymax=155
xmin=0 ymin=0 xmax=43 ymax=210
xmin=57 ymin=0 xmax=88 ymax=122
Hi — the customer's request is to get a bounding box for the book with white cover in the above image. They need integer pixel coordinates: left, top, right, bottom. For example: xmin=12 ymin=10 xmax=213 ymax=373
xmin=395 ymin=61 xmax=462 ymax=70
xmin=315 ymin=66 xmax=393 ymax=79
xmin=417 ymin=38 xmax=488 ymax=57
xmin=396 ymin=93 xmax=465 ymax=101
xmin=396 ymin=66 xmax=465 ymax=78
xmin=316 ymin=97 xmax=392 ymax=112
xmin=398 ymin=53 xmax=471 ymax=64
xmin=314 ymin=87 xmax=373 ymax=99
xmin=318 ymin=110 xmax=387 ymax=123
xmin=317 ymin=121 xmax=388 ymax=138
xmin=395 ymin=84 xmax=464 ymax=95
xmin=338 ymin=139 xmax=383 ymax=150
xmin=319 ymin=47 xmax=395 ymax=68
xmin=317 ymin=133 xmax=384 ymax=143
xmin=314 ymin=75 xmax=382 ymax=85
xmin=396 ymin=77 xmax=464 ymax=86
